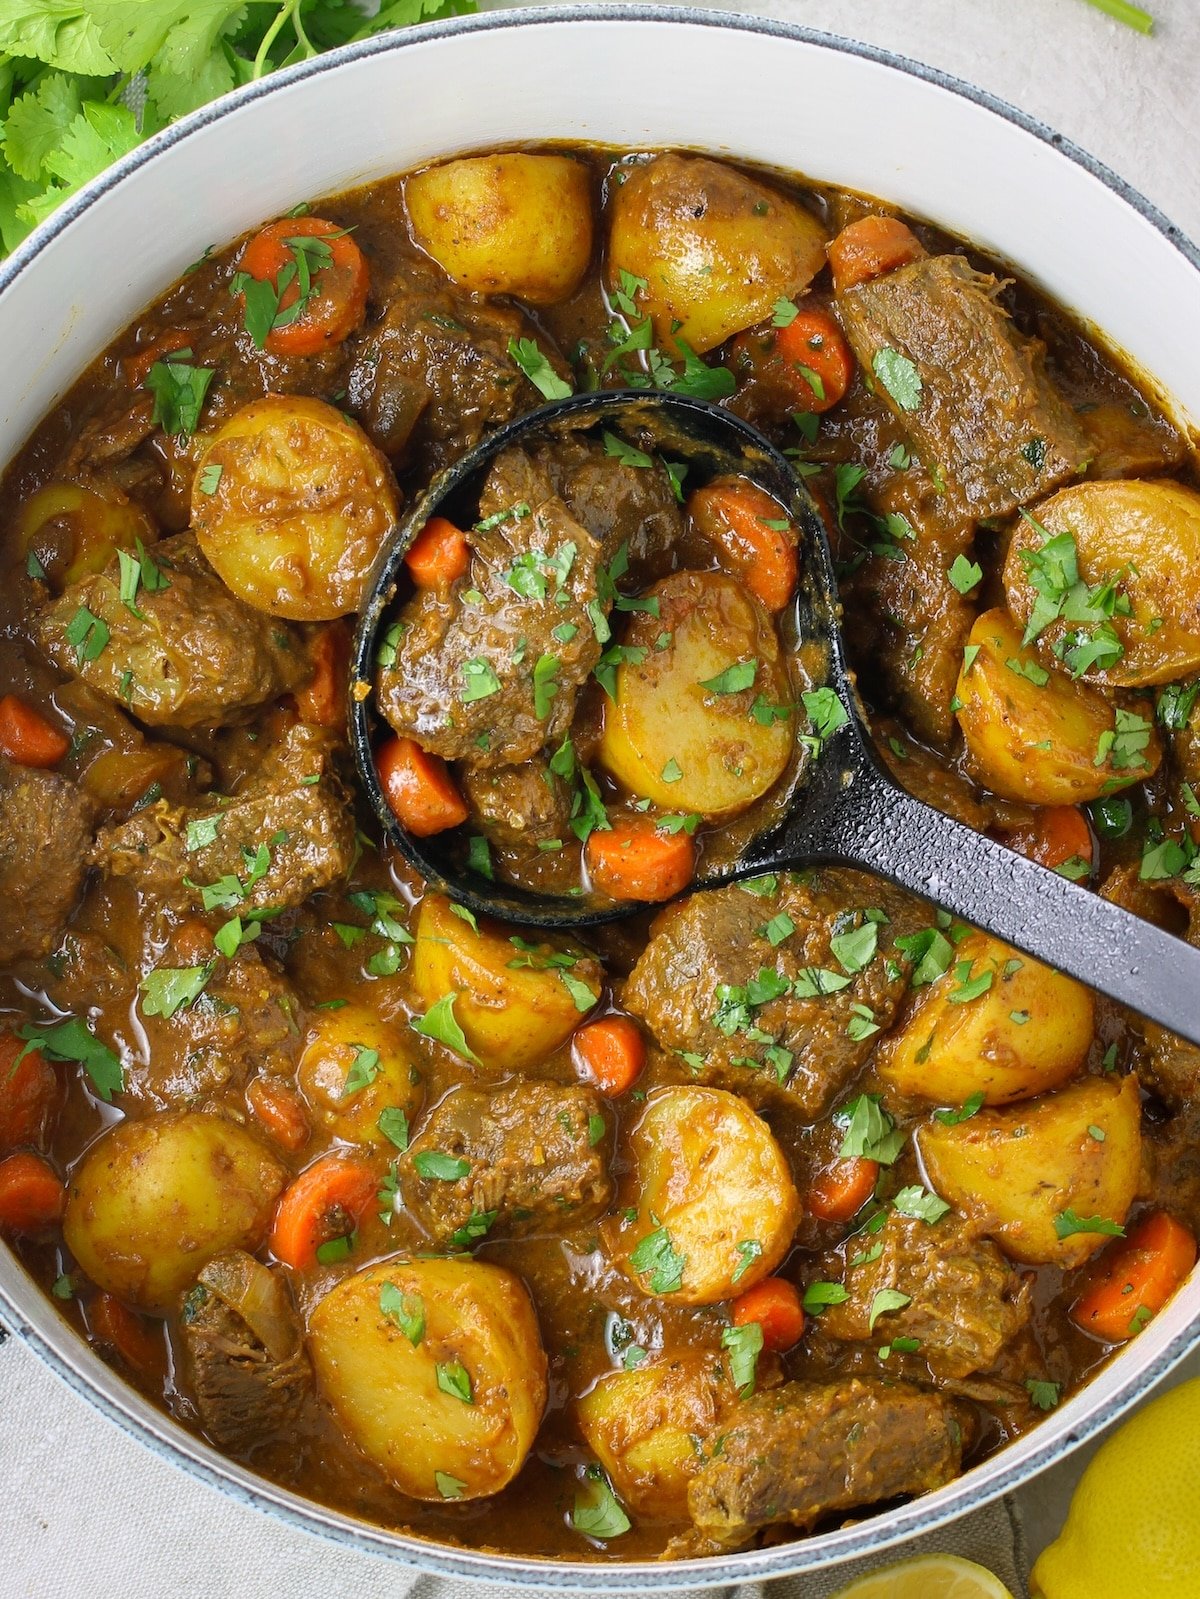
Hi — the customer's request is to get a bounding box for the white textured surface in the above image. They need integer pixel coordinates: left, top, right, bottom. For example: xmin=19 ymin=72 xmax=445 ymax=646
xmin=2 ymin=2 xmax=1199 ymax=1595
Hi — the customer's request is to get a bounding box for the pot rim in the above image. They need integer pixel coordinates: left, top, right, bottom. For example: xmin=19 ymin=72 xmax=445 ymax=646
xmin=2 ymin=5 xmax=1199 ymax=1587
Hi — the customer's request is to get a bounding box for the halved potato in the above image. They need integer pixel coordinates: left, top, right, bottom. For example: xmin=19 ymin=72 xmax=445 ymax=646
xmin=297 ymin=1002 xmax=423 ymax=1148
xmin=309 ymin=1256 xmax=547 ymax=1501
xmin=406 ymin=154 xmax=593 ymax=304
xmin=917 ymin=1073 xmax=1142 ymax=1268
xmin=408 ymin=893 xmax=601 ymax=1071
xmin=878 ymin=930 xmax=1093 ymax=1106
xmin=607 ymin=153 xmax=827 ymax=354
xmin=1005 ymin=480 xmax=1200 ymax=687
xmin=609 ymin=1085 xmax=800 ymax=1305
xmin=597 ymin=569 xmax=794 ymax=817
xmin=955 ymin=607 xmax=1160 ymax=803
xmin=192 ymin=394 xmax=398 ymax=620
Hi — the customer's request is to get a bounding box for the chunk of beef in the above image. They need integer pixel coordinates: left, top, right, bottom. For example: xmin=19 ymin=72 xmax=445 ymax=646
xmin=94 ymin=722 xmax=355 ymax=915
xmin=816 ymin=1213 xmax=1032 ymax=1379
xmin=683 ymin=1378 xmax=967 ymax=1551
xmin=377 ymin=448 xmax=608 ymax=767
xmin=623 ymin=870 xmax=927 ymax=1119
xmin=37 ymin=532 xmax=307 ymax=729
xmin=528 ymin=435 xmax=683 ymax=574
xmin=461 ymin=756 xmax=581 ymax=894
xmin=1079 ymin=400 xmax=1188 ymax=481
xmin=181 ymin=1250 xmax=311 ymax=1453
xmin=0 ymin=760 xmax=94 ymax=964
xmin=874 ymin=721 xmax=991 ymax=830
xmin=399 ymin=1080 xmax=612 ymax=1246
xmin=837 ymin=254 xmax=1090 ymax=519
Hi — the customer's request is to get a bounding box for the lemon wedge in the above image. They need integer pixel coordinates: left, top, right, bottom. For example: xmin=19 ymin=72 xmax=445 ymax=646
xmin=829 ymin=1553 xmax=1014 ymax=1599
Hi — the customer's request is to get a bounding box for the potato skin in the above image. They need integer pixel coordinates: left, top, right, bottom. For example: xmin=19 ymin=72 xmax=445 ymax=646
xmin=955 ymin=607 xmax=1160 ymax=803
xmin=1005 ymin=479 xmax=1200 ymax=687
xmin=598 ymin=569 xmax=794 ymax=818
xmin=409 ymin=894 xmax=600 ymax=1071
xmin=607 ymin=154 xmax=827 ymax=354
xmin=297 ymin=1002 xmax=423 ymax=1147
xmin=63 ymin=1112 xmax=285 ymax=1311
xmin=308 ymin=1256 xmax=547 ymax=1500
xmin=610 ymin=1086 xmax=800 ymax=1305
xmin=406 ymin=154 xmax=593 ymax=305
xmin=878 ymin=930 xmax=1093 ymax=1107
xmin=917 ymin=1074 xmax=1142 ymax=1268
xmin=192 ymin=395 xmax=398 ymax=620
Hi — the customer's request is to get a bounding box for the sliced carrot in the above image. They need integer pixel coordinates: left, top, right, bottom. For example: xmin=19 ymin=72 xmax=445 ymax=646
xmin=0 ymin=694 xmax=69 ymax=768
xmin=1004 ymin=806 xmax=1095 ymax=876
xmin=269 ymin=1152 xmax=378 ymax=1269
xmin=807 ymin=1156 xmax=880 ymax=1222
xmin=585 ymin=815 xmax=696 ymax=903
xmin=732 ymin=308 xmax=855 ymax=414
xmin=1072 ymin=1211 xmax=1197 ymax=1344
xmin=405 ymin=516 xmax=471 ymax=589
xmin=685 ymin=478 xmax=798 ymax=612
xmin=295 ymin=623 xmax=349 ymax=729
xmin=123 ymin=330 xmax=193 ymax=387
xmin=828 ymin=215 xmax=927 ymax=295
xmin=0 ymin=1033 xmax=60 ymax=1151
xmin=89 ymin=1292 xmax=165 ymax=1378
xmin=247 ymin=1077 xmax=311 ymax=1154
xmin=574 ymin=1015 xmax=646 ymax=1097
xmin=731 ymin=1277 xmax=805 ymax=1351
xmin=237 ymin=216 xmax=368 ymax=357
xmin=376 ymin=735 xmax=469 ymax=837
xmin=0 ymin=1151 xmax=65 ymax=1234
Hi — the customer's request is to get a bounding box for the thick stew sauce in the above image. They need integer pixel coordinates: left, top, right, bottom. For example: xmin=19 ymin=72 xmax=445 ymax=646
xmin=2 ymin=147 xmax=1200 ymax=1563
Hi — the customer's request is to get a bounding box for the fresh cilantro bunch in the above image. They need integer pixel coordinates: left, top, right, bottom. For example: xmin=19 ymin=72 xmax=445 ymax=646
xmin=0 ymin=0 xmax=474 ymax=257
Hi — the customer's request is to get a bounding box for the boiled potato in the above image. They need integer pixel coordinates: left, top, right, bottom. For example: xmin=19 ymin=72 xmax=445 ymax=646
xmin=16 ymin=480 xmax=156 ymax=592
xmin=1004 ymin=480 xmax=1200 ymax=687
xmin=607 ymin=153 xmax=827 ymax=354
xmin=308 ymin=1256 xmax=547 ymax=1500
xmin=879 ymin=930 xmax=1093 ymax=1106
xmin=297 ymin=1002 xmax=423 ymax=1148
xmin=917 ymin=1074 xmax=1141 ymax=1268
xmin=610 ymin=1086 xmax=800 ymax=1305
xmin=598 ymin=570 xmax=794 ymax=817
xmin=63 ymin=1112 xmax=284 ymax=1311
xmin=192 ymin=395 xmax=399 ymax=620
xmin=406 ymin=154 xmax=593 ymax=305
xmin=576 ymin=1353 xmax=739 ymax=1520
xmin=409 ymin=894 xmax=601 ymax=1071
xmin=955 ymin=607 xmax=1161 ymax=803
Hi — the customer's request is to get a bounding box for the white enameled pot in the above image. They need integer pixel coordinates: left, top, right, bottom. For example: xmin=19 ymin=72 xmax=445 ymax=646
xmin=1 ymin=7 xmax=1198 ymax=1587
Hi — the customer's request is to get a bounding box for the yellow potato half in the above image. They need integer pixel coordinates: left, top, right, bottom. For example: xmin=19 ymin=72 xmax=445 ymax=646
xmin=192 ymin=394 xmax=399 ymax=620
xmin=297 ymin=1002 xmax=424 ymax=1148
xmin=309 ymin=1257 xmax=547 ymax=1501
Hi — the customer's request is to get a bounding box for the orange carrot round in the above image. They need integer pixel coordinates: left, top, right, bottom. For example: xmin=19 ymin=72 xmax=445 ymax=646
xmin=1004 ymin=806 xmax=1095 ymax=875
xmin=90 ymin=1292 xmax=164 ymax=1377
xmin=828 ymin=215 xmax=926 ymax=295
xmin=574 ymin=1015 xmax=646 ymax=1096
xmin=585 ymin=815 xmax=696 ymax=903
xmin=0 ymin=1151 xmax=65 ymax=1234
xmin=247 ymin=1078 xmax=311 ymax=1154
xmin=376 ymin=735 xmax=469 ymax=837
xmin=0 ymin=1033 xmax=60 ymax=1151
xmin=123 ymin=330 xmax=193 ymax=387
xmin=685 ymin=478 xmax=798 ymax=612
xmin=405 ymin=516 xmax=470 ymax=588
xmin=732 ymin=308 xmax=855 ymax=414
xmin=269 ymin=1152 xmax=378 ymax=1269
xmin=294 ymin=624 xmax=349 ymax=729
xmin=807 ymin=1156 xmax=880 ymax=1222
xmin=0 ymin=694 xmax=69 ymax=768
xmin=1072 ymin=1211 xmax=1197 ymax=1344
xmin=237 ymin=217 xmax=368 ymax=357
xmin=731 ymin=1277 xmax=805 ymax=1351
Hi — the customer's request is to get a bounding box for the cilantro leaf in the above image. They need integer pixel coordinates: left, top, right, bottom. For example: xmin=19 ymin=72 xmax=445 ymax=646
xmin=872 ymin=348 xmax=922 ymax=411
xmin=139 ymin=963 xmax=212 ymax=1020
xmin=721 ymin=1320 xmax=763 ymax=1397
xmin=508 ymin=336 xmax=572 ymax=401
xmin=16 ymin=1016 xmax=122 ymax=1102
xmin=410 ymin=993 xmax=482 ymax=1066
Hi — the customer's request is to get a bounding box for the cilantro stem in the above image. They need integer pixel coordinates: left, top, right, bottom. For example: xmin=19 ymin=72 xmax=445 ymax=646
xmin=1080 ymin=0 xmax=1154 ymax=32
xmin=253 ymin=0 xmax=301 ymax=78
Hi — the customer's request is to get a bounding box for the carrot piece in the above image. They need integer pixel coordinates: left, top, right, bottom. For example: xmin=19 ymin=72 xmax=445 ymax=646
xmin=732 ymin=308 xmax=855 ymax=414
xmin=1072 ymin=1211 xmax=1197 ymax=1344
xmin=685 ymin=479 xmax=798 ymax=611
xmin=295 ymin=623 xmax=349 ymax=729
xmin=807 ymin=1156 xmax=880 ymax=1222
xmin=585 ymin=815 xmax=696 ymax=903
xmin=405 ymin=516 xmax=471 ymax=589
xmin=376 ymin=735 xmax=469 ymax=837
xmin=0 ymin=1151 xmax=65 ymax=1234
xmin=731 ymin=1277 xmax=806 ymax=1351
xmin=236 ymin=216 xmax=369 ymax=357
xmin=0 ymin=694 xmax=69 ymax=768
xmin=828 ymin=215 xmax=927 ymax=295
xmin=1005 ymin=806 xmax=1095 ymax=875
xmin=574 ymin=1015 xmax=646 ymax=1096
xmin=0 ymin=1032 xmax=60 ymax=1151
xmin=269 ymin=1152 xmax=378 ymax=1269
xmin=247 ymin=1077 xmax=311 ymax=1154
xmin=123 ymin=330 xmax=193 ymax=387
xmin=89 ymin=1292 xmax=165 ymax=1378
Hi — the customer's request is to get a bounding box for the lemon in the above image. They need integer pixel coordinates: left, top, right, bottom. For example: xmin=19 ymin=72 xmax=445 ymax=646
xmin=1032 ymin=1375 xmax=1200 ymax=1599
xmin=829 ymin=1553 xmax=1013 ymax=1599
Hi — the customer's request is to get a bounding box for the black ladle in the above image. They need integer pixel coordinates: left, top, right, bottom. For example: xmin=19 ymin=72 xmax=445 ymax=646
xmin=350 ymin=390 xmax=1200 ymax=1048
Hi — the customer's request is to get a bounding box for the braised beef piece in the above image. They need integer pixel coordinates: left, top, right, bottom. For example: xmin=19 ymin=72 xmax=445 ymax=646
xmin=837 ymin=254 xmax=1090 ymax=520
xmin=0 ymin=759 xmax=94 ymax=964
xmin=527 ymin=435 xmax=683 ymax=574
xmin=1078 ymin=400 xmax=1188 ymax=481
xmin=623 ymin=870 xmax=928 ymax=1119
xmin=94 ymin=722 xmax=355 ymax=915
xmin=181 ymin=1250 xmax=311 ymax=1453
xmin=682 ymin=1377 xmax=968 ymax=1552
xmin=399 ymin=1080 xmax=612 ymax=1246
xmin=874 ymin=722 xmax=992 ymax=830
xmin=461 ymin=756 xmax=581 ymax=893
xmin=37 ymin=532 xmax=308 ymax=729
xmin=815 ymin=1212 xmax=1033 ymax=1380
